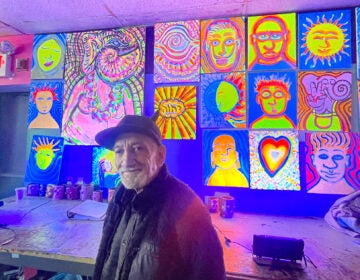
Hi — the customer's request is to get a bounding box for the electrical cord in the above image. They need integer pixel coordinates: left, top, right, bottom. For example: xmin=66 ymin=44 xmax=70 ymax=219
xmin=0 ymin=225 xmax=16 ymax=246
xmin=214 ymin=224 xmax=252 ymax=252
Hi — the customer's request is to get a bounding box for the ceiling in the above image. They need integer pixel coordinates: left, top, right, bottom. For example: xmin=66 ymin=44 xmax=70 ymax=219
xmin=1 ymin=0 xmax=360 ymax=36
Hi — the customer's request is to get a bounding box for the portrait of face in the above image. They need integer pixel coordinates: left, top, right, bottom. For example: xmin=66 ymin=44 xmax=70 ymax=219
xmin=211 ymin=135 xmax=239 ymax=169
xmin=256 ymin=85 xmax=289 ymax=115
xmin=37 ymin=38 xmax=62 ymax=72
xmin=252 ymin=18 xmax=287 ymax=63
xmin=207 ymin=26 xmax=239 ymax=70
xmin=215 ymin=81 xmax=239 ymax=113
xmin=311 ymin=146 xmax=350 ymax=184
xmin=35 ymin=148 xmax=55 ymax=170
xmin=113 ymin=133 xmax=165 ymax=190
xmin=35 ymin=90 xmax=54 ymax=114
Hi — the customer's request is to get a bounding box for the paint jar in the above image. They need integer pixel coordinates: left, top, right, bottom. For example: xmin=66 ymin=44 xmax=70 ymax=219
xmin=65 ymin=185 xmax=81 ymax=200
xmin=92 ymin=190 xmax=103 ymax=202
xmin=39 ymin=184 xmax=47 ymax=197
xmin=219 ymin=195 xmax=235 ymax=218
xmin=207 ymin=196 xmax=219 ymax=213
xmin=80 ymin=184 xmax=94 ymax=200
xmin=27 ymin=183 xmax=40 ymax=196
xmin=45 ymin=185 xmax=55 ymax=198
xmin=53 ymin=185 xmax=65 ymax=200
xmin=107 ymin=188 xmax=116 ymax=203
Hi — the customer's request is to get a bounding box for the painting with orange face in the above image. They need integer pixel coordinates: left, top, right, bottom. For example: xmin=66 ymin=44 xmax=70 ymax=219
xmin=248 ymin=71 xmax=297 ymax=129
xmin=305 ymin=132 xmax=359 ymax=194
xmin=24 ymin=135 xmax=65 ymax=185
xmin=203 ymin=130 xmax=249 ymax=188
xmin=31 ymin=33 xmax=66 ymax=79
xmin=298 ymin=9 xmax=352 ymax=70
xmin=248 ymin=13 xmax=296 ymax=71
xmin=201 ymin=17 xmax=245 ymax=73
xmin=27 ymin=80 xmax=63 ymax=129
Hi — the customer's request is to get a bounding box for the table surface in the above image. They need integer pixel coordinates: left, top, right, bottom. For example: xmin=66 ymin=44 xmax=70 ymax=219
xmin=1 ymin=196 xmax=360 ymax=279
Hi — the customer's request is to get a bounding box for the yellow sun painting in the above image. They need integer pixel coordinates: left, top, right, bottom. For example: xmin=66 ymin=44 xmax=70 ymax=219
xmin=154 ymin=85 xmax=196 ymax=139
xmin=299 ymin=10 xmax=351 ymax=69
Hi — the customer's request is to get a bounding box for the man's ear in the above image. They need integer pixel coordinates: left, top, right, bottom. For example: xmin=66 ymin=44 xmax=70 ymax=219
xmin=310 ymin=154 xmax=315 ymax=166
xmin=157 ymin=145 xmax=167 ymax=165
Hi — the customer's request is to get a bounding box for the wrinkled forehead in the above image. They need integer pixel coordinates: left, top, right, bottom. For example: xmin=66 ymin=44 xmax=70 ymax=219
xmin=114 ymin=132 xmax=156 ymax=147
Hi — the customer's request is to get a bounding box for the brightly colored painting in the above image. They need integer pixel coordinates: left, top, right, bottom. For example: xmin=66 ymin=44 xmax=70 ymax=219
xmin=27 ymin=80 xmax=63 ymax=129
xmin=356 ymin=8 xmax=360 ymax=119
xmin=154 ymin=85 xmax=196 ymax=139
xmin=201 ymin=17 xmax=245 ymax=73
xmin=31 ymin=33 xmax=66 ymax=79
xmin=248 ymin=71 xmax=297 ymax=129
xmin=298 ymin=71 xmax=352 ymax=131
xmin=62 ymin=27 xmax=145 ymax=145
xmin=24 ymin=135 xmax=65 ymax=184
xmin=92 ymin=147 xmax=121 ymax=189
xmin=249 ymin=130 xmax=300 ymax=190
xmin=298 ymin=9 xmax=352 ymax=70
xmin=247 ymin=13 xmax=296 ymax=71
xmin=203 ymin=130 xmax=249 ymax=188
xmin=200 ymin=72 xmax=246 ymax=128
xmin=154 ymin=20 xmax=200 ymax=83
xmin=304 ymin=132 xmax=360 ymax=194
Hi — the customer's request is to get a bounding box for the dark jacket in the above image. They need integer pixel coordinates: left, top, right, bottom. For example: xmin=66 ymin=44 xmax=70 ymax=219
xmin=93 ymin=165 xmax=225 ymax=280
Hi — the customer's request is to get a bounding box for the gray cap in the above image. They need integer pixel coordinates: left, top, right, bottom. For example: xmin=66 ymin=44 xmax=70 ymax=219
xmin=95 ymin=114 xmax=162 ymax=150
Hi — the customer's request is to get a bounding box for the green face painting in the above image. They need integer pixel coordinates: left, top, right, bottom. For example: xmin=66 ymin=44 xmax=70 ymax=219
xmin=215 ymin=81 xmax=239 ymax=113
xmin=35 ymin=148 xmax=55 ymax=170
xmin=37 ymin=38 xmax=62 ymax=72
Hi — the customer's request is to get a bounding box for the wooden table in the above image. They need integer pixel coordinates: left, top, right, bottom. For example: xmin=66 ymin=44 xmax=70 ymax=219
xmin=1 ymin=196 xmax=359 ymax=279
xmin=0 ymin=196 xmax=102 ymax=276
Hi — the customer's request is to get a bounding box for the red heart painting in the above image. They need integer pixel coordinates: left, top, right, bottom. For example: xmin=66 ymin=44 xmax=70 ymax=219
xmin=258 ymin=136 xmax=291 ymax=177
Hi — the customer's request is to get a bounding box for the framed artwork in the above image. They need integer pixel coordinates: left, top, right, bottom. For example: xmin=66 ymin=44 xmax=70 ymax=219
xmin=200 ymin=72 xmax=246 ymax=128
xmin=247 ymin=13 xmax=296 ymax=71
xmin=249 ymin=130 xmax=300 ymax=191
xmin=62 ymin=27 xmax=145 ymax=145
xmin=92 ymin=147 xmax=120 ymax=189
xmin=203 ymin=130 xmax=249 ymax=188
xmin=304 ymin=132 xmax=360 ymax=194
xmin=27 ymin=80 xmax=63 ymax=130
xmin=298 ymin=9 xmax=352 ymax=70
xmin=24 ymin=135 xmax=65 ymax=184
xmin=154 ymin=85 xmax=196 ymax=139
xmin=201 ymin=17 xmax=245 ymax=73
xmin=154 ymin=20 xmax=200 ymax=83
xmin=298 ymin=71 xmax=352 ymax=131
xmin=248 ymin=71 xmax=297 ymax=129
xmin=31 ymin=33 xmax=66 ymax=79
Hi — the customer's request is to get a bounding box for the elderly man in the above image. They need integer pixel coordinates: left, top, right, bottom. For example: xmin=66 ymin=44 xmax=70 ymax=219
xmin=93 ymin=114 xmax=225 ymax=280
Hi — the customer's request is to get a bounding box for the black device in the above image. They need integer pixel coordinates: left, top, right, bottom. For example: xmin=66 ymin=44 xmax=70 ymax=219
xmin=252 ymin=234 xmax=304 ymax=262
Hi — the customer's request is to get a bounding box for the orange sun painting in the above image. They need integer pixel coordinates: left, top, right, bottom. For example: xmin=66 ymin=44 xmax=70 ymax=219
xmin=298 ymin=9 xmax=352 ymax=70
xmin=154 ymin=85 xmax=196 ymax=139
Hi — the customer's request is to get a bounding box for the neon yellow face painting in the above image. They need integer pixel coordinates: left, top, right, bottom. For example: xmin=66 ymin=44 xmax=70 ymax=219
xmin=35 ymin=148 xmax=55 ymax=170
xmin=207 ymin=28 xmax=238 ymax=70
xmin=215 ymin=81 xmax=239 ymax=113
xmin=37 ymin=39 xmax=62 ymax=72
xmin=306 ymin=23 xmax=344 ymax=58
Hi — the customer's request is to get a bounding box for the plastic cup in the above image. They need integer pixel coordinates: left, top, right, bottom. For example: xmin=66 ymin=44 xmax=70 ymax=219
xmin=15 ymin=187 xmax=26 ymax=201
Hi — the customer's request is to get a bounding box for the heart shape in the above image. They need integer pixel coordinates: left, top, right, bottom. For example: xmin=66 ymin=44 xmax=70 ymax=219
xmin=258 ymin=136 xmax=291 ymax=177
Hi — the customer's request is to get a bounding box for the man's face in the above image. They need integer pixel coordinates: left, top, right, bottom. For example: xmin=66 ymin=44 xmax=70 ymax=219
xmin=35 ymin=90 xmax=54 ymax=114
xmin=211 ymin=135 xmax=238 ymax=169
xmin=312 ymin=147 xmax=350 ymax=183
xmin=35 ymin=148 xmax=55 ymax=170
xmin=253 ymin=20 xmax=286 ymax=62
xmin=207 ymin=27 xmax=239 ymax=70
xmin=113 ymin=133 xmax=165 ymax=191
xmin=257 ymin=85 xmax=289 ymax=115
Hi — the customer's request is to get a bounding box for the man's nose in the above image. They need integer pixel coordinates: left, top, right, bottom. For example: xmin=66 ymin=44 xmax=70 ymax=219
xmin=122 ymin=149 xmax=136 ymax=166
xmin=324 ymin=160 xmax=338 ymax=169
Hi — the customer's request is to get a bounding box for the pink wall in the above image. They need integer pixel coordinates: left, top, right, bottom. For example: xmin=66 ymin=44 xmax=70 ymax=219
xmin=0 ymin=34 xmax=33 ymax=86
